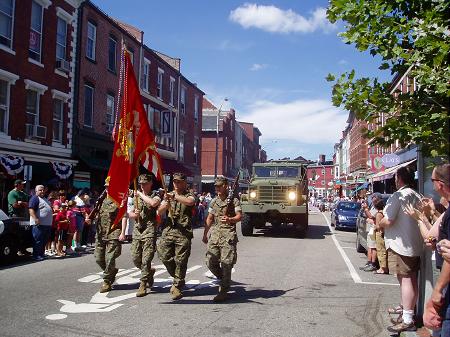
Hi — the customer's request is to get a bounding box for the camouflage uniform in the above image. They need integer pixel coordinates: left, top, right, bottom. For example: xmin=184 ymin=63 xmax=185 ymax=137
xmin=157 ymin=190 xmax=194 ymax=289
xmin=206 ymin=196 xmax=241 ymax=291
xmin=95 ymin=196 xmax=122 ymax=285
xmin=131 ymin=191 xmax=160 ymax=284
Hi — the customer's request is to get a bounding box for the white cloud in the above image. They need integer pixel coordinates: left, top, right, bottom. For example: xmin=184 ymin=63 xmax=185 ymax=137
xmin=249 ymin=63 xmax=268 ymax=71
xmin=229 ymin=4 xmax=336 ymax=34
xmin=241 ymin=99 xmax=347 ymax=144
xmin=338 ymin=59 xmax=348 ymax=65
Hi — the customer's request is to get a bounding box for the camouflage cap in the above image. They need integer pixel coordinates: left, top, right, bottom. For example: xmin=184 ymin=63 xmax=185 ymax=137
xmin=214 ymin=177 xmax=228 ymax=186
xmin=173 ymin=172 xmax=186 ymax=181
xmin=138 ymin=174 xmax=153 ymax=184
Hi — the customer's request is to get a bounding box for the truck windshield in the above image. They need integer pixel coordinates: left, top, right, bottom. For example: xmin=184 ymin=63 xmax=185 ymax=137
xmin=277 ymin=166 xmax=299 ymax=177
xmin=254 ymin=166 xmax=299 ymax=178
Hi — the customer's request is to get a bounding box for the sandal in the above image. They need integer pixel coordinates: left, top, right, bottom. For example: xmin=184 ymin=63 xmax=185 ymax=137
xmin=387 ymin=304 xmax=403 ymax=315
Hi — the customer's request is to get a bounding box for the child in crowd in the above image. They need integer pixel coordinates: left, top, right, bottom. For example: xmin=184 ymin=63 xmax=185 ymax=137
xmin=374 ymin=198 xmax=388 ymax=274
xmin=55 ymin=203 xmax=69 ymax=257
xmin=66 ymin=200 xmax=77 ymax=254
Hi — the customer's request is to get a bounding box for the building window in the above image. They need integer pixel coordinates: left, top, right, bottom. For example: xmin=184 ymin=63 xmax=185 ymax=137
xmin=193 ymin=137 xmax=199 ymax=164
xmin=146 ymin=105 xmax=154 ymax=129
xmin=86 ymin=21 xmax=96 ymax=60
xmin=179 ymin=132 xmax=184 ymax=162
xmin=29 ymin=1 xmax=43 ymax=62
xmin=106 ymin=93 xmax=114 ymax=133
xmin=55 ymin=17 xmax=67 ymax=60
xmin=108 ymin=36 xmax=117 ymax=72
xmin=157 ymin=68 xmax=163 ymax=99
xmin=142 ymin=59 xmax=150 ymax=92
xmin=0 ymin=79 xmax=9 ymax=133
xmin=53 ymin=99 xmax=63 ymax=142
xmin=154 ymin=108 xmax=160 ymax=138
xmin=180 ymin=86 xmax=186 ymax=114
xmin=26 ymin=90 xmax=39 ymax=126
xmin=0 ymin=0 xmax=14 ymax=49
xmin=194 ymin=95 xmax=199 ymax=122
xmin=169 ymin=77 xmax=175 ymax=106
xmin=84 ymin=84 xmax=94 ymax=127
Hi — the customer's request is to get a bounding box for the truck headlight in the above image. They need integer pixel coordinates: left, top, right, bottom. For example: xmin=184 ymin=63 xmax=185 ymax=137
xmin=249 ymin=191 xmax=257 ymax=199
xmin=288 ymin=191 xmax=296 ymax=201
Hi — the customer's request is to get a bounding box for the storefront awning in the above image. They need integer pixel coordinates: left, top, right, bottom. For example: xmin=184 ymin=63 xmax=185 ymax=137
xmin=371 ymin=158 xmax=417 ymax=182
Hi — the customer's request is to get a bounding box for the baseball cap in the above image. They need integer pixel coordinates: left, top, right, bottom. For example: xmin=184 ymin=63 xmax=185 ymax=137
xmin=14 ymin=179 xmax=26 ymax=185
xmin=371 ymin=192 xmax=382 ymax=200
xmin=173 ymin=172 xmax=186 ymax=181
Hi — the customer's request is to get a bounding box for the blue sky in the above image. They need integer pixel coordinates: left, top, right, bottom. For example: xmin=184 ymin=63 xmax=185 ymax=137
xmin=99 ymin=1 xmax=390 ymax=161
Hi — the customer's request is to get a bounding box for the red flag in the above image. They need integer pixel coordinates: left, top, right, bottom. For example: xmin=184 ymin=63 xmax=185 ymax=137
xmin=107 ymin=51 xmax=162 ymax=225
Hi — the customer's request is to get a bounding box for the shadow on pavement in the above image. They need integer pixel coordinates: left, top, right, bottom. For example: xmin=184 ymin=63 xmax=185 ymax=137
xmin=251 ymin=222 xmax=332 ymax=240
xmin=159 ymin=282 xmax=301 ymax=305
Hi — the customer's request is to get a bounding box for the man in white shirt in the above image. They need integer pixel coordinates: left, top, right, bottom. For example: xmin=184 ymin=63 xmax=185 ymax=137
xmin=379 ymin=166 xmax=422 ymax=333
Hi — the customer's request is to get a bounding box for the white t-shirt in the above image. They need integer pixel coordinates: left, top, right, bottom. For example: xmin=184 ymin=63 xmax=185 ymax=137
xmin=383 ymin=186 xmax=423 ymax=256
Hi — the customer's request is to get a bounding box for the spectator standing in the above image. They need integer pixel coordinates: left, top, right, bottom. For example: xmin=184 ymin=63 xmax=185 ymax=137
xmin=54 ymin=203 xmax=69 ymax=257
xmin=373 ymin=198 xmax=388 ymax=274
xmin=7 ymin=179 xmax=29 ymax=218
xmin=379 ymin=167 xmax=423 ymax=333
xmin=28 ymin=185 xmax=53 ymax=261
xmin=360 ymin=193 xmax=382 ymax=272
xmin=423 ymin=163 xmax=450 ymax=335
xmin=66 ymin=200 xmax=77 ymax=254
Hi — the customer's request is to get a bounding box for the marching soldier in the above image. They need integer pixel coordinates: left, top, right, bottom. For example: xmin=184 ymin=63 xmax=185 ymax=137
xmin=95 ymin=178 xmax=127 ymax=293
xmin=203 ymin=177 xmax=242 ymax=302
xmin=157 ymin=172 xmax=196 ymax=300
xmin=128 ymin=174 xmax=161 ymax=297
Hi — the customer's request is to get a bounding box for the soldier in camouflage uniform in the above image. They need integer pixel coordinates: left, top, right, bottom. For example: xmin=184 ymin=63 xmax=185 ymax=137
xmin=95 ymin=179 xmax=127 ymax=293
xmin=157 ymin=172 xmax=196 ymax=300
xmin=203 ymin=177 xmax=242 ymax=302
xmin=128 ymin=174 xmax=161 ymax=297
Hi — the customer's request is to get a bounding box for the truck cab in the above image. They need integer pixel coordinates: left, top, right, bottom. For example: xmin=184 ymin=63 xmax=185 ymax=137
xmin=240 ymin=160 xmax=309 ymax=237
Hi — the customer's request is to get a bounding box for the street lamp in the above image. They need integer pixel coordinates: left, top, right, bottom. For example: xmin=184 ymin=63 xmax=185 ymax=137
xmin=214 ymin=98 xmax=228 ymax=180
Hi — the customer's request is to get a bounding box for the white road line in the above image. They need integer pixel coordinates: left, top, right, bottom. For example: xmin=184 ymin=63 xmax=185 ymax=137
xmin=341 ymin=246 xmax=356 ymax=249
xmin=321 ymin=213 xmax=398 ymax=287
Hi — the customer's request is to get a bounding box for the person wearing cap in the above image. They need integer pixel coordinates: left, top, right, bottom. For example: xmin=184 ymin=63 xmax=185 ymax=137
xmin=157 ymin=172 xmax=196 ymax=300
xmin=128 ymin=173 xmax=161 ymax=297
xmin=94 ymin=177 xmax=127 ymax=293
xmin=7 ymin=179 xmax=29 ymax=218
xmin=202 ymin=177 xmax=242 ymax=302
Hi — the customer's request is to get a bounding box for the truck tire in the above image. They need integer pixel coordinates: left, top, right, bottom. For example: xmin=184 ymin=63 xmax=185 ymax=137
xmin=241 ymin=214 xmax=253 ymax=236
xmin=294 ymin=214 xmax=308 ymax=238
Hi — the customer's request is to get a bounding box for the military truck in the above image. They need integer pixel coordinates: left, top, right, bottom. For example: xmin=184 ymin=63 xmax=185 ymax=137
xmin=240 ymin=160 xmax=309 ymax=237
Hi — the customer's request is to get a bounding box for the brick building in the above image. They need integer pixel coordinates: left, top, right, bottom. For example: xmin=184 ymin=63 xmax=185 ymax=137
xmin=201 ymin=98 xmax=261 ymax=192
xmin=0 ymin=0 xmax=81 ymax=204
xmin=73 ymin=1 xmax=204 ymax=191
xmin=307 ymin=155 xmax=335 ymax=198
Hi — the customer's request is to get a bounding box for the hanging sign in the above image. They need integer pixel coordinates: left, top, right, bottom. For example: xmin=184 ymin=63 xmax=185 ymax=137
xmin=161 ymin=110 xmax=171 ymax=136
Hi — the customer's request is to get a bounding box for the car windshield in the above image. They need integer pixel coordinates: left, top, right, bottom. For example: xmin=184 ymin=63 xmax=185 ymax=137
xmin=337 ymin=202 xmax=361 ymax=211
xmin=254 ymin=166 xmax=298 ymax=178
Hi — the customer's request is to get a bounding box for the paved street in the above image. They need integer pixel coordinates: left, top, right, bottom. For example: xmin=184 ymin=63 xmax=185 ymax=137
xmin=1 ymin=210 xmax=402 ymax=337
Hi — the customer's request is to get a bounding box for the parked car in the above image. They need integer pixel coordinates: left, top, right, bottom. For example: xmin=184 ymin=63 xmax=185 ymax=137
xmin=330 ymin=201 xmax=361 ymax=230
xmin=0 ymin=209 xmax=32 ymax=263
xmin=355 ymin=194 xmax=392 ymax=253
